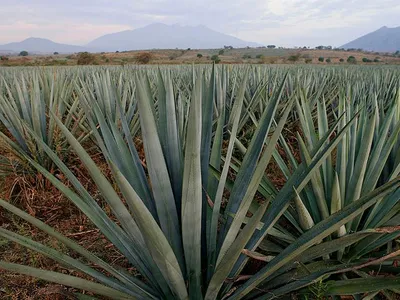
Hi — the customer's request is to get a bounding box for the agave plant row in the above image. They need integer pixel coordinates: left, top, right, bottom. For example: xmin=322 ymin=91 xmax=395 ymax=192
xmin=0 ymin=65 xmax=399 ymax=299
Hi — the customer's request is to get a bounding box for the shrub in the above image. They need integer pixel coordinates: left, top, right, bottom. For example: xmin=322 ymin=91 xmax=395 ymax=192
xmin=339 ymin=58 xmax=344 ymax=62
xmin=135 ymin=52 xmax=153 ymax=64
xmin=242 ymin=54 xmax=252 ymax=59
xmin=305 ymin=58 xmax=312 ymax=64
xmin=218 ymin=49 xmax=224 ymax=55
xmin=318 ymin=57 xmax=324 ymax=62
xmin=374 ymin=58 xmax=380 ymax=62
xmin=362 ymin=57 xmax=372 ymax=63
xmin=19 ymin=51 xmax=29 ymax=56
xmin=347 ymin=56 xmax=357 ymax=64
xmin=210 ymin=54 xmax=221 ymax=63
xmin=77 ymin=52 xmax=96 ymax=65
xmin=287 ymin=54 xmax=300 ymax=62
xmin=197 ymin=53 xmax=203 ymax=58
xmin=0 ymin=56 xmax=9 ymax=61
xmin=256 ymin=54 xmax=264 ymax=59
xmin=325 ymin=58 xmax=331 ymax=63
xmin=53 ymin=52 xmax=59 ymax=55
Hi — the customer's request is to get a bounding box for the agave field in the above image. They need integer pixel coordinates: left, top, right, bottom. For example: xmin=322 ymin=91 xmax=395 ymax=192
xmin=0 ymin=64 xmax=399 ymax=299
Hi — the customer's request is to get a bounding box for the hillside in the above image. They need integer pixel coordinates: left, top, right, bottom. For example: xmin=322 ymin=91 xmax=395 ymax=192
xmin=341 ymin=26 xmax=400 ymax=52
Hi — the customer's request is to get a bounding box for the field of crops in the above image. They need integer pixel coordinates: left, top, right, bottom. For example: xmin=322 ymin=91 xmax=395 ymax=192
xmin=0 ymin=65 xmax=399 ymax=299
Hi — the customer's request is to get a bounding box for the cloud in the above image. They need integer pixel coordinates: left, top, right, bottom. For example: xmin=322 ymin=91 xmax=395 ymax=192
xmin=0 ymin=0 xmax=398 ymax=47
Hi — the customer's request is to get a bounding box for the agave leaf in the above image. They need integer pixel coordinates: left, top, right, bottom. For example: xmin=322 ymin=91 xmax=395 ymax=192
xmin=207 ymin=80 xmax=225 ymax=201
xmin=230 ymin=177 xmax=400 ymax=299
xmin=0 ymin=199 xmax=155 ymax=298
xmin=112 ymin=164 xmax=188 ymax=299
xmin=345 ymin=112 xmax=376 ymax=206
xmin=205 ymin=202 xmax=267 ymax=300
xmin=0 ymin=228 xmax=152 ymax=298
xmin=220 ymin=73 xmax=288 ymax=246
xmin=51 ymin=113 xmax=147 ymax=249
xmin=297 ymin=133 xmax=329 ymax=219
xmin=181 ymin=75 xmax=203 ymax=298
xmin=136 ymin=75 xmax=184 ymax=267
xmin=317 ymin=99 xmax=333 ymax=198
xmin=157 ymin=70 xmax=184 ymax=210
xmin=207 ymin=71 xmax=248 ymax=280
xmin=14 ymin=113 xmax=168 ymax=294
xmin=326 ymin=278 xmax=400 ymax=295
xmin=254 ymin=263 xmax=345 ymax=300
xmin=0 ymin=261 xmax=134 ymax=300
xmin=362 ymin=103 xmax=399 ymax=193
xmin=293 ymin=187 xmax=315 ymax=231
xmin=218 ymin=97 xmax=295 ymax=264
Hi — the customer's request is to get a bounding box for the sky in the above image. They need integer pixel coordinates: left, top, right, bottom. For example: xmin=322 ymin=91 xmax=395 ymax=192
xmin=0 ymin=0 xmax=399 ymax=47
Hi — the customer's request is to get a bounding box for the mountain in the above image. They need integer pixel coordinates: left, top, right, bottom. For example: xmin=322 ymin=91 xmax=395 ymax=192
xmin=87 ymin=23 xmax=262 ymax=51
xmin=341 ymin=26 xmax=400 ymax=52
xmin=0 ymin=24 xmax=262 ymax=54
xmin=0 ymin=38 xmax=91 ymax=54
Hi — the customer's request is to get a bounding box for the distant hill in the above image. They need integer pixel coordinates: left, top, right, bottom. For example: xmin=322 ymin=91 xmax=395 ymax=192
xmin=87 ymin=23 xmax=262 ymax=51
xmin=0 ymin=38 xmax=91 ymax=54
xmin=341 ymin=26 xmax=400 ymax=52
xmin=0 ymin=24 xmax=262 ymax=54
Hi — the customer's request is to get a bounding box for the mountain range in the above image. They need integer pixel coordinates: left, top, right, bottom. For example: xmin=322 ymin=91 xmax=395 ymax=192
xmin=341 ymin=26 xmax=400 ymax=52
xmin=1 ymin=23 xmax=399 ymax=54
xmin=0 ymin=23 xmax=261 ymax=54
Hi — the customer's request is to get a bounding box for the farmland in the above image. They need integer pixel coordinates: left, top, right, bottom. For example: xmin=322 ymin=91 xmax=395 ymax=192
xmin=1 ymin=47 xmax=400 ymax=67
xmin=0 ymin=64 xmax=399 ymax=299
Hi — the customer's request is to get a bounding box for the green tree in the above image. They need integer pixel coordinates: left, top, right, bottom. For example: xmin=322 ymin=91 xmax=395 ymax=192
xmin=347 ymin=56 xmax=357 ymax=64
xmin=53 ymin=52 xmax=59 ymax=55
xmin=267 ymin=45 xmax=276 ymax=48
xmin=210 ymin=54 xmax=220 ymax=63
xmin=318 ymin=57 xmax=324 ymax=62
xmin=19 ymin=51 xmax=29 ymax=56
xmin=197 ymin=53 xmax=203 ymax=58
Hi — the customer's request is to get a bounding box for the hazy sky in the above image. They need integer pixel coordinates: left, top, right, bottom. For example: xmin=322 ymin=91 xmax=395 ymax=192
xmin=0 ymin=0 xmax=399 ymax=47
